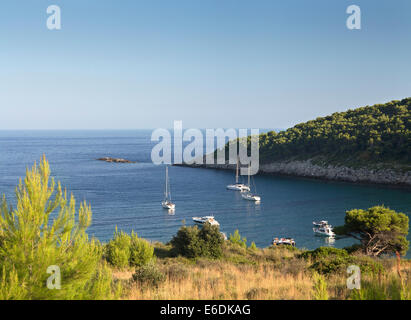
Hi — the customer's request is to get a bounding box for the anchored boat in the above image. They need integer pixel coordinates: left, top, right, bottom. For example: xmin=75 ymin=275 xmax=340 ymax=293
xmin=313 ymin=221 xmax=335 ymax=237
xmin=241 ymin=164 xmax=261 ymax=202
xmin=161 ymin=166 xmax=176 ymax=210
xmin=272 ymin=237 xmax=296 ymax=247
xmin=192 ymin=216 xmax=220 ymax=226
xmin=226 ymin=156 xmax=250 ymax=192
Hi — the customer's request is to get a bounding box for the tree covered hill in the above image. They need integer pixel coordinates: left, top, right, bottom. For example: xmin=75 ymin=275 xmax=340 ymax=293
xmin=256 ymin=98 xmax=410 ymax=166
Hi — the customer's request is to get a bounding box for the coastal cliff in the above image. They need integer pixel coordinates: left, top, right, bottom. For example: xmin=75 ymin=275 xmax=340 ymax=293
xmin=178 ymin=159 xmax=411 ymax=186
xmin=179 ymin=98 xmax=410 ymax=187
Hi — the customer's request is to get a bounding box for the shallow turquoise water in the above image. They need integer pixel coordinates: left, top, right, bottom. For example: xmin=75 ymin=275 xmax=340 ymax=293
xmin=0 ymin=130 xmax=410 ymax=254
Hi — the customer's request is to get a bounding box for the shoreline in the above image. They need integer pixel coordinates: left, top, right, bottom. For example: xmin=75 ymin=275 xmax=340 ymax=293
xmin=175 ymin=160 xmax=411 ymax=189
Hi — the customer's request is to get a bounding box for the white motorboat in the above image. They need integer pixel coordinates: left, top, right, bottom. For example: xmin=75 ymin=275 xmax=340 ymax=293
xmin=192 ymin=216 xmax=220 ymax=226
xmin=313 ymin=220 xmax=330 ymax=227
xmin=313 ymin=220 xmax=335 ymax=237
xmin=272 ymin=237 xmax=296 ymax=247
xmin=241 ymin=193 xmax=261 ymax=201
xmin=241 ymin=164 xmax=261 ymax=202
xmin=226 ymin=156 xmax=250 ymax=192
xmin=162 ymin=166 xmax=176 ymax=210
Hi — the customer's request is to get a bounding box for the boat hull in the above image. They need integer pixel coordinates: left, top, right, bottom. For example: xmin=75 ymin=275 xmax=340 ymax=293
xmin=162 ymin=201 xmax=175 ymax=210
xmin=313 ymin=228 xmax=335 ymax=237
xmin=226 ymin=184 xmax=250 ymax=191
xmin=192 ymin=217 xmax=220 ymax=226
xmin=241 ymin=194 xmax=261 ymax=201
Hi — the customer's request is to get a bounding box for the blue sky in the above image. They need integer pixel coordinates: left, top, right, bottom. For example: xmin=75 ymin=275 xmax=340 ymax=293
xmin=0 ymin=0 xmax=410 ymax=129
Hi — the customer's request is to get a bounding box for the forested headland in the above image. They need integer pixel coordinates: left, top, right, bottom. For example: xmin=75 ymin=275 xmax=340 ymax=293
xmin=198 ymin=98 xmax=410 ymax=185
xmin=256 ymin=98 xmax=410 ymax=167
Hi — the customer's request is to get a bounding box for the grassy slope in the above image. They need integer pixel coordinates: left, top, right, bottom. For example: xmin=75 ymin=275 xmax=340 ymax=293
xmin=113 ymin=242 xmax=411 ymax=300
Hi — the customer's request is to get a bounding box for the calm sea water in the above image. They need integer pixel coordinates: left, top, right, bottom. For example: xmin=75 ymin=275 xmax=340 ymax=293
xmin=0 ymin=130 xmax=410 ymax=254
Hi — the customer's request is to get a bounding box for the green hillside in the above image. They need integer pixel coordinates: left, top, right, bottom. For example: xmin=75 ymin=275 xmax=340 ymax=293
xmin=255 ymin=98 xmax=410 ymax=167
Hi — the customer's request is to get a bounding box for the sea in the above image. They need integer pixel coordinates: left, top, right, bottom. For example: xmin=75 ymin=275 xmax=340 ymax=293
xmin=0 ymin=130 xmax=410 ymax=254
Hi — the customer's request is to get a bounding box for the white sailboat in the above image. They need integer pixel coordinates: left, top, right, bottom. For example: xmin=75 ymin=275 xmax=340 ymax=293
xmin=162 ymin=166 xmax=176 ymax=210
xmin=241 ymin=165 xmax=261 ymax=202
xmin=226 ymin=156 xmax=250 ymax=192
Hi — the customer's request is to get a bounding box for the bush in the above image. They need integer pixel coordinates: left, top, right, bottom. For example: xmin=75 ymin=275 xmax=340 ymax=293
xmin=229 ymin=230 xmax=247 ymax=248
xmin=105 ymin=229 xmax=154 ymax=269
xmin=130 ymin=237 xmax=155 ymax=267
xmin=344 ymin=244 xmax=363 ymax=254
xmin=301 ymin=247 xmax=385 ymax=276
xmin=132 ymin=263 xmax=165 ymax=288
xmin=300 ymin=247 xmax=350 ymax=274
xmin=170 ymin=225 xmax=202 ymax=258
xmin=249 ymin=242 xmax=257 ymax=251
xmin=300 ymin=247 xmax=350 ymax=260
xmin=106 ymin=229 xmax=132 ymax=269
xmin=170 ymin=223 xmax=224 ymax=259
xmin=199 ymin=223 xmax=225 ymax=259
xmin=353 ymin=256 xmax=385 ymax=277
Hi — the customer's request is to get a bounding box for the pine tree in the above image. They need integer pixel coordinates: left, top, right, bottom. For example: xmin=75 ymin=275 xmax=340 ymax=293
xmin=0 ymin=156 xmax=117 ymax=299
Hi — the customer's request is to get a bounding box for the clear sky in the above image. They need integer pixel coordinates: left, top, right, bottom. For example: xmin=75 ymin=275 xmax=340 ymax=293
xmin=0 ymin=0 xmax=410 ymax=129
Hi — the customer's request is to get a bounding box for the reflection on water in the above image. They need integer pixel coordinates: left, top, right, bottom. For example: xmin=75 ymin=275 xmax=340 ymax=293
xmin=324 ymin=237 xmax=336 ymax=246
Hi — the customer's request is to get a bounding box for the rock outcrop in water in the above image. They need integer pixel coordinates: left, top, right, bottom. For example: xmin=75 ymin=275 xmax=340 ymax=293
xmin=177 ymin=159 xmax=411 ymax=187
xmin=97 ymin=157 xmax=136 ymax=163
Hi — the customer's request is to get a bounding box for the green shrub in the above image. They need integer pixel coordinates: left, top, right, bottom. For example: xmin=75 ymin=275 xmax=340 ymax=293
xmin=300 ymin=247 xmax=349 ymax=260
xmin=130 ymin=237 xmax=155 ymax=267
xmin=229 ymin=230 xmax=247 ymax=248
xmin=105 ymin=229 xmax=132 ymax=269
xmin=170 ymin=225 xmax=202 ymax=258
xmin=354 ymin=256 xmax=385 ymax=277
xmin=132 ymin=263 xmax=165 ymax=288
xmin=249 ymin=242 xmax=257 ymax=251
xmin=301 ymin=247 xmax=352 ymax=275
xmin=105 ymin=229 xmax=154 ymax=269
xmin=301 ymin=247 xmax=385 ymax=276
xmin=198 ymin=223 xmax=224 ymax=259
xmin=85 ymin=262 xmax=123 ymax=300
xmin=170 ymin=223 xmax=224 ymax=259
xmin=0 ymin=267 xmax=26 ymax=300
xmin=344 ymin=244 xmax=363 ymax=254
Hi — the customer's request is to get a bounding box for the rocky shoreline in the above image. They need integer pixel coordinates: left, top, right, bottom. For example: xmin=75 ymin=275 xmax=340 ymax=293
xmin=97 ymin=157 xmax=136 ymax=163
xmin=176 ymin=159 xmax=411 ymax=187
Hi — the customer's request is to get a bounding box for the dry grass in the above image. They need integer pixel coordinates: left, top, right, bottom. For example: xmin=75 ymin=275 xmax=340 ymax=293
xmin=111 ymin=243 xmax=411 ymax=300
xmin=124 ymin=262 xmax=314 ymax=300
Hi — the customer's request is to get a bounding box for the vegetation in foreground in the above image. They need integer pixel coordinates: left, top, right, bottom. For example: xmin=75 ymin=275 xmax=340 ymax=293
xmin=1 ymin=157 xmax=410 ymax=300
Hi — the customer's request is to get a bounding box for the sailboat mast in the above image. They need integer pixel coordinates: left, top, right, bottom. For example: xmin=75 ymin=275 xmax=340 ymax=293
xmin=236 ymin=156 xmax=239 ymax=184
xmin=248 ymin=164 xmax=250 ymax=187
xmin=165 ymin=166 xmax=168 ymax=200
